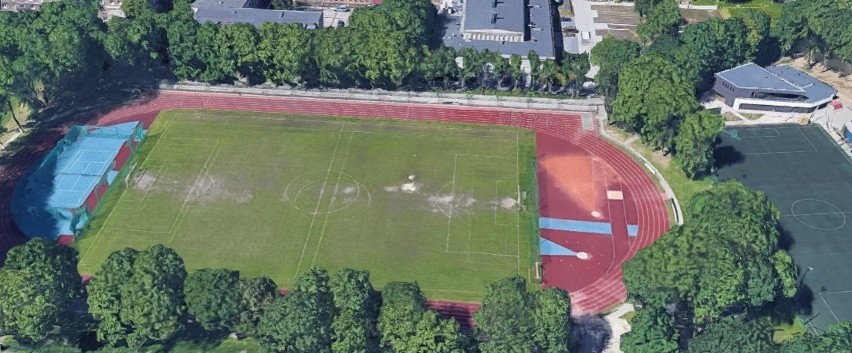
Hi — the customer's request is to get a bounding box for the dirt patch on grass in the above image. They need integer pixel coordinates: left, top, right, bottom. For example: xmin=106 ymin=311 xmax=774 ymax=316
xmin=133 ymin=172 xmax=157 ymax=192
xmin=184 ymin=174 xmax=254 ymax=205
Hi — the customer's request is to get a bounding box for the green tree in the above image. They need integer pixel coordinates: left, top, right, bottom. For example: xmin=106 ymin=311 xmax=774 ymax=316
xmin=377 ymin=282 xmax=466 ymax=353
xmin=215 ymin=23 xmax=261 ymax=81
xmin=736 ymin=10 xmax=771 ymax=62
xmin=4 ymin=237 xmax=82 ymax=306
xmin=532 ymin=288 xmax=571 ymax=353
xmin=687 ymin=317 xmax=773 ymax=353
xmin=330 ymin=269 xmax=379 ymax=353
xmin=258 ymin=268 xmax=334 ymax=353
xmin=184 ymin=268 xmax=241 ymax=332
xmin=779 ymin=322 xmax=852 ymax=353
xmin=589 ymin=37 xmax=641 ymax=99
xmin=620 ymin=307 xmax=678 ymax=353
xmin=527 ymin=51 xmax=541 ymax=87
xmin=409 ymin=311 xmax=468 ymax=353
xmin=236 ymin=276 xmax=279 ymax=337
xmin=509 ymin=54 xmax=523 ymax=89
xmin=633 ymin=0 xmax=656 ymax=17
xmin=674 ymin=110 xmax=724 ymax=178
xmin=475 ymin=276 xmax=534 ymax=353
xmin=0 ymin=239 xmax=83 ymax=342
xmin=680 ymin=17 xmax=750 ymax=91
xmin=258 ymin=292 xmax=334 ymax=353
xmin=87 ymin=245 xmax=187 ymax=348
xmin=12 ymin=0 xmax=104 ymax=105
xmin=104 ymin=16 xmax=163 ymax=68
xmin=623 ymin=181 xmax=797 ymax=323
xmin=538 ymin=59 xmax=560 ymax=91
xmin=419 ymin=46 xmax=458 ymax=89
xmin=611 ymin=55 xmax=697 ymax=150
xmin=642 ymin=34 xmax=681 ymax=58
xmin=378 ymin=282 xmax=427 ymax=352
xmin=560 ymin=52 xmax=590 ymax=86
xmin=166 ymin=19 xmax=203 ymax=80
xmin=636 ymin=0 xmax=682 ymax=44
xmin=258 ymin=23 xmax=314 ymax=85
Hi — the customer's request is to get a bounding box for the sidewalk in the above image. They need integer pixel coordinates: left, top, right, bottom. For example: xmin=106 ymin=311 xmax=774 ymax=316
xmin=603 ymin=303 xmax=635 ymax=353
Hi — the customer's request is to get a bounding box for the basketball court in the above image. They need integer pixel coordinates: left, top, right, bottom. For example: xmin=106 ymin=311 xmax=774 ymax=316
xmin=715 ymin=124 xmax=852 ymax=332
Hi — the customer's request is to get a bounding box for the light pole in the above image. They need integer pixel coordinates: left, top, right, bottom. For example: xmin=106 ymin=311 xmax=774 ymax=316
xmin=794 ymin=266 xmax=814 ymax=308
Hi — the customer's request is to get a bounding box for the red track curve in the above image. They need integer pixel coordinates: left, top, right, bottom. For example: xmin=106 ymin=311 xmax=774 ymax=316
xmin=0 ymin=90 xmax=669 ymax=322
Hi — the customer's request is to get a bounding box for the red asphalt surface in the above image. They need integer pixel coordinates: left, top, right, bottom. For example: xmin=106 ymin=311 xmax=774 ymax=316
xmin=0 ymin=90 xmax=668 ymax=325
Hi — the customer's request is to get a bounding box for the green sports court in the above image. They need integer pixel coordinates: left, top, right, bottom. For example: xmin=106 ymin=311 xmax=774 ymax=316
xmin=715 ymin=124 xmax=852 ymax=332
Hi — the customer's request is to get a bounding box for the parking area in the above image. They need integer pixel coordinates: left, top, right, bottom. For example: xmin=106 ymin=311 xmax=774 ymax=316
xmin=322 ymin=7 xmax=351 ymax=28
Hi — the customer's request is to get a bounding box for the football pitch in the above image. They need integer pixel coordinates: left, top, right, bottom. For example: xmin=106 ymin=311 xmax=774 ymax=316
xmin=75 ymin=109 xmax=538 ymax=301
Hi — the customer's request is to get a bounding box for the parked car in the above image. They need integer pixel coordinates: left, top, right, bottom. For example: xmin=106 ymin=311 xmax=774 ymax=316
xmin=334 ymin=5 xmax=350 ymax=12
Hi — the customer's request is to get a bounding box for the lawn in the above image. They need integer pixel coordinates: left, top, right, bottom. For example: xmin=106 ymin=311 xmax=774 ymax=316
xmin=75 ymin=110 xmax=537 ymax=302
xmin=719 ymin=0 xmax=783 ymax=22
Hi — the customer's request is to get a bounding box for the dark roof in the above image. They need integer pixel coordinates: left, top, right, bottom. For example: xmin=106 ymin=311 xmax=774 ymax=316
xmin=716 ymin=63 xmax=804 ymax=93
xmin=194 ymin=7 xmax=323 ymax=28
xmin=463 ymin=0 xmax=525 ymax=33
xmin=442 ymin=0 xmax=557 ymax=58
xmin=716 ymin=63 xmax=837 ymax=104
xmin=193 ymin=0 xmax=249 ymax=9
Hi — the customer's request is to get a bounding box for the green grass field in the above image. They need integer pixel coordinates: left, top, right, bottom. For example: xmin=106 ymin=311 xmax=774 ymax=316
xmin=75 ymin=110 xmax=537 ymax=301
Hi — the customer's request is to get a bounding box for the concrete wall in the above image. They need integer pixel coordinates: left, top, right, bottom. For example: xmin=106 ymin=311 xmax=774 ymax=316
xmin=161 ymin=81 xmax=604 ymax=112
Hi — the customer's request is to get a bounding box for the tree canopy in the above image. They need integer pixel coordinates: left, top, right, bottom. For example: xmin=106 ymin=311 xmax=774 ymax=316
xmin=589 ymin=37 xmax=641 ymax=99
xmin=236 ymin=276 xmax=279 ymax=337
xmin=0 ymin=238 xmax=82 ymax=342
xmin=87 ymin=245 xmax=187 ymax=348
xmin=636 ymin=0 xmax=682 ymax=44
xmin=674 ymin=109 xmax=725 ymax=178
xmin=611 ymin=54 xmax=697 ymax=150
xmin=779 ymin=321 xmax=852 ymax=353
xmin=687 ymin=317 xmax=773 ymax=353
xmin=623 ymin=181 xmax=797 ymax=323
xmin=775 ymin=0 xmax=852 ymax=64
xmin=184 ymin=268 xmax=242 ymax=332
xmin=620 ymin=307 xmax=678 ymax=353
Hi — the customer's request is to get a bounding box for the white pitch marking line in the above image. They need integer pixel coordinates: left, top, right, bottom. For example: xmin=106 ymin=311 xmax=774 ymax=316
xmin=819 ymin=292 xmax=842 ymax=324
xmin=294 ymin=122 xmax=346 ymax=280
xmin=445 ymin=154 xmax=459 ymax=252
xmin=311 ymin=134 xmax=355 ymax=267
xmin=168 ymin=144 xmax=220 ymax=244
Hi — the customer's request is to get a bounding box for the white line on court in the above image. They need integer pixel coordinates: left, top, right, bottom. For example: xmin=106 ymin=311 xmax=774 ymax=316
xmin=294 ymin=122 xmax=346 ymax=280
xmin=310 ymin=134 xmax=355 ymax=267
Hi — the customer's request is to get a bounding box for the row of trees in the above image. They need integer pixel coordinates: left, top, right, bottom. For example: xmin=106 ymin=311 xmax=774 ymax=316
xmin=0 ymin=239 xmax=572 ymax=352
xmin=108 ymin=0 xmax=589 ymax=93
xmin=620 ymin=181 xmax=851 ymax=352
xmin=590 ymin=1 xmax=779 ymax=178
xmin=775 ymin=0 xmax=852 ymax=66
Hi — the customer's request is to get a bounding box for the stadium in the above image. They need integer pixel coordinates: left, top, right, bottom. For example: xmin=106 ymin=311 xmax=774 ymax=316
xmin=8 ymin=91 xmax=669 ymax=315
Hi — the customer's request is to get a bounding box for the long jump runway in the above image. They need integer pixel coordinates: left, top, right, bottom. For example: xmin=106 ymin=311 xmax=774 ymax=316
xmin=0 ymin=90 xmax=669 ymax=319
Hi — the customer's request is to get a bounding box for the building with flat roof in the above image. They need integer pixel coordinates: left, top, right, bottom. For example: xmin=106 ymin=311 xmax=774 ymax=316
xmin=192 ymin=0 xmax=323 ymax=28
xmin=11 ymin=122 xmax=146 ymax=241
xmin=442 ymin=0 xmax=558 ymax=59
xmin=713 ymin=63 xmax=837 ymax=113
xmin=1 ymin=0 xmax=124 ymax=19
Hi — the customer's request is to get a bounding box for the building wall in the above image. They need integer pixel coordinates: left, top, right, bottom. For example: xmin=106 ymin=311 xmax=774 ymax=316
xmin=295 ymin=0 xmax=374 ymax=7
xmin=1 ymin=0 xmax=124 ymax=19
xmin=713 ymin=75 xmax=821 ymax=112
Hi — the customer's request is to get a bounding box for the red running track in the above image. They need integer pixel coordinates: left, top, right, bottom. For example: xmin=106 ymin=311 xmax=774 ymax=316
xmin=0 ymin=90 xmax=668 ymax=321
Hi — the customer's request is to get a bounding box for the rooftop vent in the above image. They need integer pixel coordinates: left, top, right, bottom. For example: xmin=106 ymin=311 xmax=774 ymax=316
xmin=490 ymin=12 xmax=497 ymax=24
xmin=491 ymin=0 xmax=497 ymax=7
